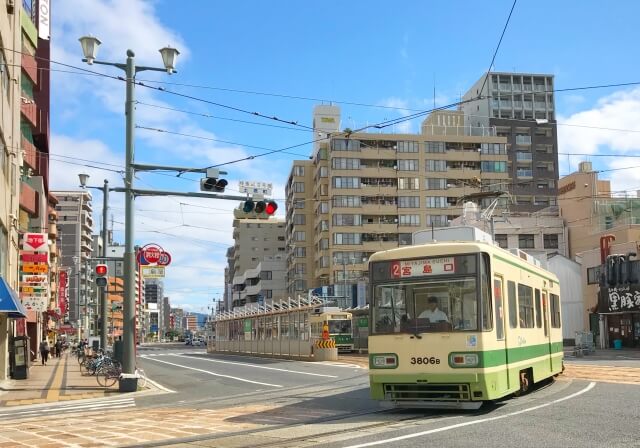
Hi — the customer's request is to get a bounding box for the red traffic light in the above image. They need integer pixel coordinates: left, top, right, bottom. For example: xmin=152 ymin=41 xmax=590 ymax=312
xmin=265 ymin=200 xmax=278 ymax=215
xmin=95 ymin=264 xmax=108 ymax=276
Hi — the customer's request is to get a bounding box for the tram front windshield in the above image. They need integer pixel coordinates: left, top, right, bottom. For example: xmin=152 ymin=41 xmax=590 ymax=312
xmin=328 ymin=319 xmax=352 ymax=334
xmin=370 ymin=254 xmax=490 ymax=334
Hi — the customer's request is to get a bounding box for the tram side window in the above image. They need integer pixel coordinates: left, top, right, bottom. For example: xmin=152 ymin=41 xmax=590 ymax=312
xmin=550 ymin=294 xmax=561 ymax=328
xmin=518 ymin=284 xmax=535 ymax=328
xmin=508 ymin=281 xmax=518 ymax=328
xmin=535 ymin=289 xmax=542 ymax=328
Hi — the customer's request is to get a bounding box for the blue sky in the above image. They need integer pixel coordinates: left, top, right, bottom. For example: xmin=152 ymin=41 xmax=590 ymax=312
xmin=50 ymin=0 xmax=640 ymax=313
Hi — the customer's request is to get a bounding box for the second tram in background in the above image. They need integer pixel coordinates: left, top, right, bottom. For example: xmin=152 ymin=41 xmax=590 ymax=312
xmin=310 ymin=307 xmax=354 ymax=352
xmin=367 ymin=228 xmax=563 ymax=408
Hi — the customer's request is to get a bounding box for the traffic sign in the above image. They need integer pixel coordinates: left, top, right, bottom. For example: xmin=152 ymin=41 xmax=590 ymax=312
xmin=158 ymin=251 xmax=172 ymax=266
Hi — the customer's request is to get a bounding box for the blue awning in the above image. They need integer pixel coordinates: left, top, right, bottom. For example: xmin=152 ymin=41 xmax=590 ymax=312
xmin=0 ymin=277 xmax=27 ymax=318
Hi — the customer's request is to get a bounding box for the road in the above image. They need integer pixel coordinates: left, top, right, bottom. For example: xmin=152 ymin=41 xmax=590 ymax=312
xmin=2 ymin=343 xmax=640 ymax=447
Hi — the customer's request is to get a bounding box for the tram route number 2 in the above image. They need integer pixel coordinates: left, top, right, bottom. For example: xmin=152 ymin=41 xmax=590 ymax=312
xmin=410 ymin=356 xmax=441 ymax=365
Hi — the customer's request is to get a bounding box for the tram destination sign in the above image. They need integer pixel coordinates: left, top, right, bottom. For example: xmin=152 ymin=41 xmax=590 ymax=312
xmin=391 ymin=257 xmax=455 ymax=279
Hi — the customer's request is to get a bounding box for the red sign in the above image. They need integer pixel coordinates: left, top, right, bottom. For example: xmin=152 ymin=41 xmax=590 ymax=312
xmin=143 ymin=246 xmax=161 ymax=264
xmin=59 ymin=271 xmax=68 ymax=315
xmin=23 ymin=233 xmax=47 ymax=251
xmin=21 ymin=252 xmax=48 ymax=263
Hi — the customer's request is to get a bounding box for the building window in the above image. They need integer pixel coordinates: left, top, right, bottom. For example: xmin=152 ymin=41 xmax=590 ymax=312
xmin=425 ymin=215 xmax=448 ymax=227
xmin=294 ymin=200 xmax=305 ymax=209
xmin=320 ymin=238 xmax=329 ymax=249
xmin=293 ymin=182 xmax=305 ymax=193
xmin=333 ymin=214 xmax=362 ymax=226
xmin=518 ymin=284 xmax=534 ymax=328
xmin=293 ymin=214 xmax=306 ymax=225
xmin=332 ymin=196 xmax=361 ymax=208
xmin=397 ymin=159 xmax=418 ymax=171
xmin=426 ymin=160 xmax=447 ymax=172
xmin=319 ymin=166 xmax=328 ymax=177
xmin=397 ymin=141 xmax=419 ymax=153
xmin=294 ymin=279 xmax=307 ymax=291
xmin=398 ymin=214 xmax=420 ymax=226
xmin=334 ymin=233 xmax=362 ymax=245
xmin=294 ymin=231 xmax=306 ymax=242
xmin=398 ymin=233 xmax=412 ymax=245
xmin=0 ymin=46 xmax=9 ymax=101
xmin=426 ymin=196 xmax=447 ymax=208
xmin=398 ymin=196 xmax=420 ymax=208
xmin=481 ymin=143 xmax=506 ymax=155
xmin=398 ymin=177 xmax=420 ymax=190
xmin=494 ymin=234 xmax=508 ymax=248
xmin=295 ymin=263 xmax=306 ymax=274
xmin=543 ymin=234 xmax=558 ymax=249
xmin=332 ymin=157 xmax=360 ymax=170
xmin=260 ymin=271 xmax=272 ymax=280
xmin=332 ymin=177 xmax=360 ymax=189
xmin=293 ymin=165 xmax=305 ymax=176
xmin=518 ymin=234 xmax=534 ymax=249
xmin=427 ymin=178 xmax=447 ymax=190
xmin=481 ymin=161 xmax=507 ymax=172
xmin=331 ymin=139 xmax=360 ymax=151
xmin=425 ymin=142 xmax=445 ymax=153
xmin=294 ymin=247 xmax=306 ymax=257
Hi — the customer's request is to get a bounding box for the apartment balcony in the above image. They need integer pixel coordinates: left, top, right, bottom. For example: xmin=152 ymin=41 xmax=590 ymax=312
xmin=358 ymin=166 xmax=397 ymax=177
xmin=515 ymin=135 xmax=531 ymax=145
xmin=361 ymin=185 xmax=398 ymax=195
xmin=446 ymin=151 xmax=481 ymax=162
xmin=447 ymin=168 xmax=481 ymax=177
xmin=19 ymin=182 xmax=37 ymax=214
xmin=21 ymin=100 xmax=37 ymax=128
xmin=21 ymin=136 xmax=37 ymax=170
xmin=21 ymin=52 xmax=38 ymax=84
xmin=361 ymin=240 xmax=399 ymax=251
xmin=445 ymin=186 xmax=480 ymax=197
xmin=534 ymin=102 xmax=547 ymax=111
xmin=516 ymin=153 xmax=533 ymax=162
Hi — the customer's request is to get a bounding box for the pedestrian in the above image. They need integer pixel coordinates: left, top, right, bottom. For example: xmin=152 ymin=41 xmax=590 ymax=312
xmin=39 ymin=337 xmax=50 ymax=366
xmin=55 ymin=340 xmax=63 ymax=358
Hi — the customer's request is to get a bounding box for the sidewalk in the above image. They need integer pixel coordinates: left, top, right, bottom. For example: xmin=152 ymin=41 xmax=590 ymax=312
xmin=0 ymin=352 xmax=121 ymax=407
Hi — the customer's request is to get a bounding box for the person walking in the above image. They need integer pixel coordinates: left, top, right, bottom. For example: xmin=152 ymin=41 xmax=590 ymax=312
xmin=39 ymin=337 xmax=50 ymax=366
xmin=55 ymin=339 xmax=63 ymax=358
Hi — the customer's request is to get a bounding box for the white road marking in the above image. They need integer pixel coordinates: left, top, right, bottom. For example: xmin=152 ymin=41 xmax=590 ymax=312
xmin=0 ymin=398 xmax=136 ymax=418
xmin=140 ymin=356 xmax=283 ymax=388
xmin=312 ymin=361 xmax=364 ymax=369
xmin=142 ymin=375 xmax=176 ymax=393
xmin=171 ymin=354 xmax=339 ymax=378
xmin=343 ymin=381 xmax=597 ymax=448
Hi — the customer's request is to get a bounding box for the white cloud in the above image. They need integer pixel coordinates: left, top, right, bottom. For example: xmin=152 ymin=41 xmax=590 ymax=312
xmin=557 ymin=87 xmax=640 ymax=193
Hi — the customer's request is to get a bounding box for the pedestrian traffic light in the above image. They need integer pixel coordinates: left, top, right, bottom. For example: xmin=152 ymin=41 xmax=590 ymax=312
xmin=200 ymin=168 xmax=228 ymax=193
xmin=95 ymin=264 xmax=108 ymax=287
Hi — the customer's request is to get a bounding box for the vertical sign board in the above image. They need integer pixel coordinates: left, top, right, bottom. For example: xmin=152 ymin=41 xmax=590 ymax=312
xmin=19 ymin=233 xmax=50 ymax=312
xmin=38 ymin=0 xmax=50 ymax=40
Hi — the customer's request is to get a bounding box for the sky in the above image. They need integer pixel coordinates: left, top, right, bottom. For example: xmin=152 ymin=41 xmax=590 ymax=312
xmin=50 ymin=0 xmax=640 ymax=314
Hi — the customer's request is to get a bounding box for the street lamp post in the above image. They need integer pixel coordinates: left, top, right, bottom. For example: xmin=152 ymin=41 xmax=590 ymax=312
xmin=79 ymin=36 xmax=179 ymax=390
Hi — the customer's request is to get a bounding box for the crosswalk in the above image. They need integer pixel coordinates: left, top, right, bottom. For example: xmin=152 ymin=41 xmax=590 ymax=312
xmin=0 ymin=397 xmax=136 ymax=421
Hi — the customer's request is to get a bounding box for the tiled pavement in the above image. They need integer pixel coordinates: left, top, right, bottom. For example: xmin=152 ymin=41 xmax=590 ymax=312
xmin=0 ymin=352 xmax=121 ymax=407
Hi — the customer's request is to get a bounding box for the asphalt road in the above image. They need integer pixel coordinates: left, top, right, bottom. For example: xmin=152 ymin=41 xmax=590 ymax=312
xmin=134 ymin=344 xmax=640 ymax=448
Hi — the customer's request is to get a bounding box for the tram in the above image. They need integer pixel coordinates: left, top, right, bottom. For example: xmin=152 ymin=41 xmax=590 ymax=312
xmin=310 ymin=307 xmax=354 ymax=352
xmin=368 ymin=240 xmax=563 ymax=408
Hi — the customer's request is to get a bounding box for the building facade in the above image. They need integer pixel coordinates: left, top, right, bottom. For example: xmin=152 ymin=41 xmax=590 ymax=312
xmin=285 ymin=105 xmax=509 ymax=305
xmin=461 ymin=72 xmax=558 ymax=213
xmin=0 ymin=1 xmax=24 ymax=381
xmin=229 ymin=218 xmax=286 ymax=308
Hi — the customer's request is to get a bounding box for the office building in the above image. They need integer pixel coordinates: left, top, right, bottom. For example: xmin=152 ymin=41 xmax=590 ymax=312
xmin=461 ymin=72 xmax=558 ymax=212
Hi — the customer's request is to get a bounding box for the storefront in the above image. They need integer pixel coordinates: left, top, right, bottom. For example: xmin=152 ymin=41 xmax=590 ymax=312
xmin=0 ymin=277 xmax=28 ymax=380
xmin=599 ymin=284 xmax=640 ymax=348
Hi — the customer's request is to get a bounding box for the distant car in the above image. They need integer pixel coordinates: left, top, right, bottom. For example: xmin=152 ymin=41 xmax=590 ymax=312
xmin=185 ymin=339 xmax=192 ymax=345
xmin=193 ymin=339 xmax=203 ymax=346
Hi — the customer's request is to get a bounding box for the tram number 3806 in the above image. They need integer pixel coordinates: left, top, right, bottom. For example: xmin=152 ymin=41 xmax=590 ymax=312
xmin=410 ymin=356 xmax=441 ymax=365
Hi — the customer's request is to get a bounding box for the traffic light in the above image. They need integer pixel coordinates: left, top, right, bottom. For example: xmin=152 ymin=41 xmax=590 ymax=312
xmin=200 ymin=168 xmax=228 ymax=192
xmin=95 ymin=264 xmax=108 ymax=287
xmin=237 ymin=199 xmax=278 ymax=218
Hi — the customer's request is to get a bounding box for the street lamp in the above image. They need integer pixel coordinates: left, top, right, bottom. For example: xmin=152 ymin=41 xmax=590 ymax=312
xmin=79 ymin=37 xmax=179 ymax=391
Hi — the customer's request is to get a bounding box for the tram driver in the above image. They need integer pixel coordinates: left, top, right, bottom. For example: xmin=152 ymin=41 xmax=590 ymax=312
xmin=418 ymin=296 xmax=449 ymax=323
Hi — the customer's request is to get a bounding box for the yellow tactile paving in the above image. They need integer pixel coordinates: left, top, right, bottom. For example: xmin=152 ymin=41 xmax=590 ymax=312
xmin=563 ymin=363 xmax=640 ymax=385
xmin=45 ymin=351 xmax=67 ymax=402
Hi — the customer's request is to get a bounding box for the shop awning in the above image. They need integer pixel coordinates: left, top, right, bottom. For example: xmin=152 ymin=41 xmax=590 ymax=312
xmin=0 ymin=277 xmax=27 ymax=318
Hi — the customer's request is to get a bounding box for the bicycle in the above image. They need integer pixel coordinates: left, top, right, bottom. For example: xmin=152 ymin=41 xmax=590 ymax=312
xmin=97 ymin=363 xmax=122 ymax=388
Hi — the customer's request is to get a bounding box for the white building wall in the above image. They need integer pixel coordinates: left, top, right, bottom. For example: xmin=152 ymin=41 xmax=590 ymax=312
xmin=547 ymin=254 xmax=585 ymax=342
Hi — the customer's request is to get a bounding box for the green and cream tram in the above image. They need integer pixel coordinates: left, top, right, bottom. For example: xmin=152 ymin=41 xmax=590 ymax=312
xmin=368 ymin=241 xmax=563 ymax=408
xmin=310 ymin=308 xmax=354 ymax=352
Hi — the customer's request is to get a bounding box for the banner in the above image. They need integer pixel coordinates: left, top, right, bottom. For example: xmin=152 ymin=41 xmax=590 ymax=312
xmin=600 ymin=285 xmax=640 ymax=313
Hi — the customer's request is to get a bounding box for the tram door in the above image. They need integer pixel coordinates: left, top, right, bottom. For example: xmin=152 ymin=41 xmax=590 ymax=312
xmin=542 ymin=291 xmax=552 ymax=370
xmin=494 ymin=276 xmax=510 ymax=389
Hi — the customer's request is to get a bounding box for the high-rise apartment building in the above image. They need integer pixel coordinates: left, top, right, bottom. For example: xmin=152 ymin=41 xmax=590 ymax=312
xmin=285 ymin=105 xmax=509 ymax=305
xmin=53 ymin=191 xmax=94 ymax=328
xmin=229 ymin=218 xmax=286 ymax=308
xmin=461 ymin=72 xmax=558 ymax=212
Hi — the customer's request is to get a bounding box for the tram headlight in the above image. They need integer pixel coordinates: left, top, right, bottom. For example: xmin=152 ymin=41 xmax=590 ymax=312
xmin=449 ymin=353 xmax=479 ymax=368
xmin=371 ymin=354 xmax=398 ymax=369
